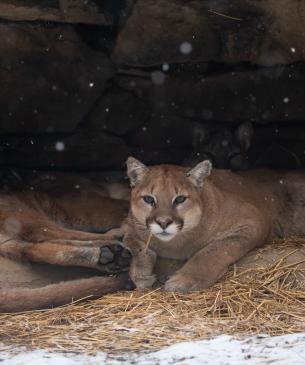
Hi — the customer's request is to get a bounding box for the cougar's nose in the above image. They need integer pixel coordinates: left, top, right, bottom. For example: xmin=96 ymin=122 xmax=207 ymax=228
xmin=156 ymin=217 xmax=173 ymax=230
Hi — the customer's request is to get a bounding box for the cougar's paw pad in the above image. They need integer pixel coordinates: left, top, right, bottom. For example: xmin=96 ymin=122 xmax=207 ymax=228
xmin=121 ymin=249 xmax=132 ymax=259
xmin=117 ymin=256 xmax=131 ymax=268
xmin=112 ymin=244 xmax=123 ymax=253
xmin=118 ymin=248 xmax=132 ymax=269
xmin=100 ymin=246 xmax=114 ymax=264
xmin=99 ymin=244 xmax=132 ymax=273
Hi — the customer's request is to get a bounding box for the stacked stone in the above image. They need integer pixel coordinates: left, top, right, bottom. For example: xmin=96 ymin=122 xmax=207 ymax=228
xmin=1 ymin=0 xmax=305 ymax=170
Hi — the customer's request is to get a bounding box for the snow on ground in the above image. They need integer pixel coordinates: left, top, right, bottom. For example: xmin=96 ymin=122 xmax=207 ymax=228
xmin=1 ymin=333 xmax=305 ymax=365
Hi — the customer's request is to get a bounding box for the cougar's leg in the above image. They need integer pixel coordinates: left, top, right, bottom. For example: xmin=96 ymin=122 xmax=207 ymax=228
xmin=0 ymin=194 xmax=129 ymax=272
xmin=15 ymin=213 xmax=128 ymax=243
xmin=164 ymin=222 xmax=266 ymax=293
xmin=0 ymin=274 xmax=129 ymax=313
xmin=21 ymin=223 xmax=124 ymax=243
xmin=0 ymin=239 xmax=131 ymax=274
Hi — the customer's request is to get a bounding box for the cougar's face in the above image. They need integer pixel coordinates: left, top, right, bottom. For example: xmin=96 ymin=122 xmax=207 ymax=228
xmin=130 ymin=170 xmax=203 ymax=242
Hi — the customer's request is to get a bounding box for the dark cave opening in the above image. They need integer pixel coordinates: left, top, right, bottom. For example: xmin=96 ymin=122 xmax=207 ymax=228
xmin=0 ymin=0 xmax=305 ymax=178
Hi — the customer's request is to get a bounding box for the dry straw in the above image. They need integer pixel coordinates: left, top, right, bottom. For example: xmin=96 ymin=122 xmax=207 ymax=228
xmin=1 ymin=238 xmax=305 ymax=354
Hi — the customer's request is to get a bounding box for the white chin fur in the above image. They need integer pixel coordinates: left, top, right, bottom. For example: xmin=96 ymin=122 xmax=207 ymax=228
xmin=149 ymin=222 xmax=179 ymax=241
xmin=155 ymin=233 xmax=176 ymax=242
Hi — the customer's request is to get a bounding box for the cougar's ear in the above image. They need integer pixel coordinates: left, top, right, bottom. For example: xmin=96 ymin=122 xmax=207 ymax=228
xmin=126 ymin=157 xmax=149 ymax=187
xmin=235 ymin=122 xmax=253 ymax=151
xmin=187 ymin=160 xmax=212 ymax=187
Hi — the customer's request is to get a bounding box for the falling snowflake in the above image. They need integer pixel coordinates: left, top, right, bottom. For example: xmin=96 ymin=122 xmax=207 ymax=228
xmin=55 ymin=141 xmax=65 ymax=151
xmin=179 ymin=42 xmax=192 ymax=55
xmin=283 ymin=97 xmax=290 ymax=104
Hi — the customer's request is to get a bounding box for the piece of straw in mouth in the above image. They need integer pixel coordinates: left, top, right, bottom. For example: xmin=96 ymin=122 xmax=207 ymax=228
xmin=144 ymin=232 xmax=153 ymax=252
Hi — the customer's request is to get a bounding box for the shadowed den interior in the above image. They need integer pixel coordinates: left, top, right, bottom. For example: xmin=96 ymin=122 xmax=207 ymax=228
xmin=1 ymin=0 xmax=305 ymax=173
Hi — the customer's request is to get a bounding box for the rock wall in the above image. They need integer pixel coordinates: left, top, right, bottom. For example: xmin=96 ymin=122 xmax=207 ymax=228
xmin=1 ymin=0 xmax=305 ymax=171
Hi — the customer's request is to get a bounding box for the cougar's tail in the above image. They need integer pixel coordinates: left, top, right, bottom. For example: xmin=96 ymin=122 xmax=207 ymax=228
xmin=0 ymin=274 xmax=128 ymax=313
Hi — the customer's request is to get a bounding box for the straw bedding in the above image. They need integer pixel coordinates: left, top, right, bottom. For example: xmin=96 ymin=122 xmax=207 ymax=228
xmin=1 ymin=238 xmax=305 ymax=354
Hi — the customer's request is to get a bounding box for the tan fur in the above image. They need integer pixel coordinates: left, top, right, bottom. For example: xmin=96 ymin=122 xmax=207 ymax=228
xmin=0 ymin=172 xmax=131 ymax=312
xmin=0 ymin=274 xmax=128 ymax=312
xmin=124 ymin=157 xmax=305 ymax=292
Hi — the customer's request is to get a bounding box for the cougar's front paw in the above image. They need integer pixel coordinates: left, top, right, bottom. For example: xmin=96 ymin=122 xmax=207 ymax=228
xmin=129 ymin=249 xmax=157 ymax=289
xmin=164 ymin=274 xmax=208 ymax=293
xmin=131 ymin=273 xmax=156 ymax=290
xmin=99 ymin=243 xmax=131 ymax=273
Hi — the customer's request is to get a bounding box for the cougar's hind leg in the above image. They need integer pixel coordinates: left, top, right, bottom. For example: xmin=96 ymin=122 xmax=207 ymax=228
xmin=20 ymin=219 xmax=128 ymax=244
xmin=0 ymin=239 xmax=131 ymax=274
xmin=22 ymin=223 xmax=121 ymax=243
xmin=102 ymin=221 xmax=128 ymax=240
xmin=0 ymin=274 xmax=129 ymax=313
xmin=0 ymin=196 xmax=131 ymax=272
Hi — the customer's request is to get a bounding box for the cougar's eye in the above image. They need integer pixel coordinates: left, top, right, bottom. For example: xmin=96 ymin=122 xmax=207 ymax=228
xmin=142 ymin=195 xmax=155 ymax=206
xmin=173 ymin=195 xmax=187 ymax=205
